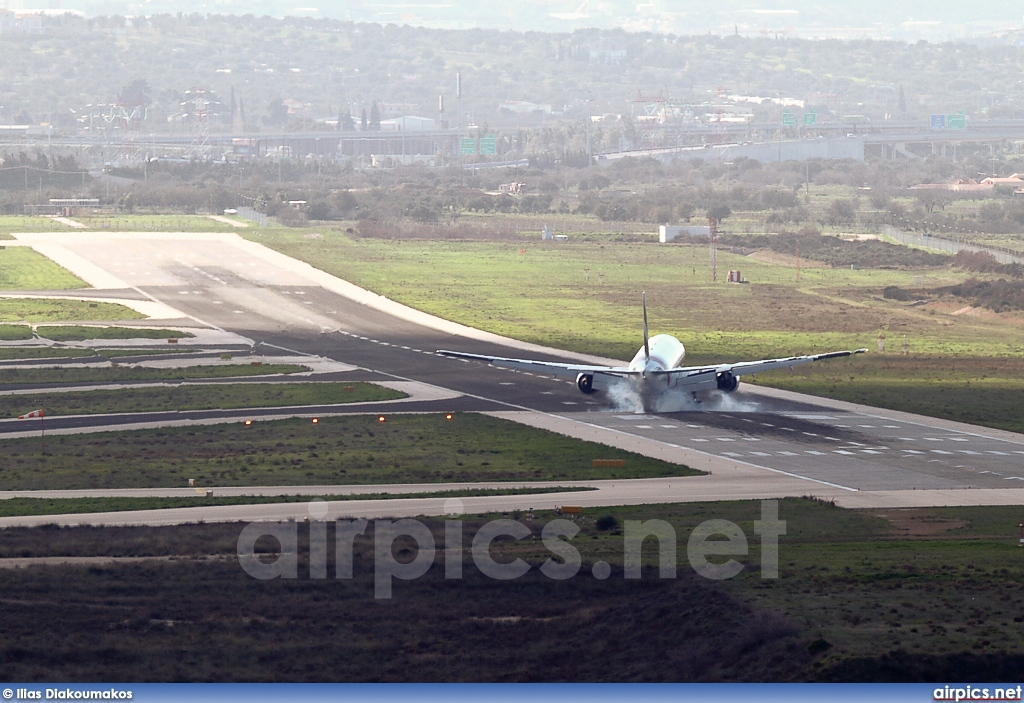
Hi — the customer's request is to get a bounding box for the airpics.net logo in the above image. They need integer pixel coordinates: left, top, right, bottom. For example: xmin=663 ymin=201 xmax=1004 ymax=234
xmin=934 ymin=686 xmax=1023 ymax=701
xmin=236 ymin=499 xmax=786 ymax=598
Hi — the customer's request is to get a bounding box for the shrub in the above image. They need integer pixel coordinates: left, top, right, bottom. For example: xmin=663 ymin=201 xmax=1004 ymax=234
xmin=595 ymin=515 xmax=619 ymax=531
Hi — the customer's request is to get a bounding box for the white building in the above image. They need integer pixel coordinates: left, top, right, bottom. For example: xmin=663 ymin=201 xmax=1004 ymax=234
xmin=379 ymin=116 xmax=436 ymax=131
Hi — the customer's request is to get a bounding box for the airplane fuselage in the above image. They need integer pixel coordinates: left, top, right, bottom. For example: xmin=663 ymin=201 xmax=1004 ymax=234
xmin=628 ymin=333 xmax=686 ymax=375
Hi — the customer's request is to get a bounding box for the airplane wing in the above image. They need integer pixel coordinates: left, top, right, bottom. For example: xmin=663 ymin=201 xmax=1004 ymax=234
xmin=654 ymin=348 xmax=868 ymax=390
xmin=435 ymin=350 xmax=638 ymax=379
xmin=437 ymin=347 xmax=867 ymax=393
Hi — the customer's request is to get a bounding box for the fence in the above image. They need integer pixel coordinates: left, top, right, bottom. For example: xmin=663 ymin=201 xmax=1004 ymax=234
xmin=883 ymin=226 xmax=1024 ymax=265
xmin=236 ymin=206 xmax=267 ymax=227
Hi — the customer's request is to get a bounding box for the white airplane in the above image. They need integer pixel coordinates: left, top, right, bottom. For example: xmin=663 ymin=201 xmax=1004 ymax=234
xmin=438 ymin=293 xmax=866 ymax=410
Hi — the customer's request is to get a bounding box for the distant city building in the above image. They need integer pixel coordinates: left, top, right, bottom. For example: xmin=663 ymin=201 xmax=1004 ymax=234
xmin=379 ymin=116 xmax=436 ymax=131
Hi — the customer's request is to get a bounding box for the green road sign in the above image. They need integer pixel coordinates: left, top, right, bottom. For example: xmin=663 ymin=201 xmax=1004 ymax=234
xmin=802 ymin=111 xmax=817 ymax=126
xmin=479 ymin=134 xmax=497 ymax=155
xmin=946 ymin=114 xmax=966 ymax=130
xmin=782 ymin=112 xmax=796 ymax=126
xmin=460 ymin=137 xmax=477 ymax=155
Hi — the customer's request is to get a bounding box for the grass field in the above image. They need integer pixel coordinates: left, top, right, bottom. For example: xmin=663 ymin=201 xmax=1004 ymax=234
xmin=0 ymin=323 xmax=33 ymax=340
xmin=0 ymin=346 xmax=97 ymax=360
xmin=0 ymin=247 xmax=86 ymax=290
xmin=246 ymin=228 xmax=1024 ymax=432
xmin=0 ymin=216 xmax=76 ymax=235
xmin=0 ymin=379 xmax=393 ymax=418
xmin=0 ymin=499 xmax=1022 ymax=681
xmin=0 ymin=486 xmax=594 ymax=518
xmin=0 ymin=362 xmax=308 ymax=387
xmin=0 ymin=413 xmax=699 ymax=490
xmin=753 ymin=355 xmax=1024 ymax=433
xmin=0 ymin=346 xmax=198 ymax=361
xmin=36 ymin=326 xmax=191 ymax=341
xmin=0 ymin=298 xmax=144 ymax=323
xmin=75 ymin=214 xmax=247 ymax=232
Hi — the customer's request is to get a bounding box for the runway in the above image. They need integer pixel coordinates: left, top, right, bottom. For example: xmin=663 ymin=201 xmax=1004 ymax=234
xmin=4 ymin=230 xmax=1024 ymax=525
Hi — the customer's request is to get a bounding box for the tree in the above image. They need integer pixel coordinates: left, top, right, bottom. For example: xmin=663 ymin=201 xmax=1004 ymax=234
xmin=360 ymin=108 xmax=368 ymax=131
xmin=264 ymin=98 xmax=288 ymax=128
xmin=828 ymin=198 xmax=857 ymax=225
xmin=898 ymin=84 xmax=906 ymax=114
xmin=707 ymin=204 xmax=731 ymax=222
xmin=119 ymin=78 xmax=151 ymax=107
xmin=369 ymin=102 xmax=381 ymax=131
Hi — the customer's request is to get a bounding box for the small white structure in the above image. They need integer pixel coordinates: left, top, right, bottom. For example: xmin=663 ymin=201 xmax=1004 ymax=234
xmin=542 ymin=224 xmax=553 ymax=240
xmin=659 ymin=225 xmax=711 ymax=243
xmin=379 ymin=116 xmax=436 ymax=131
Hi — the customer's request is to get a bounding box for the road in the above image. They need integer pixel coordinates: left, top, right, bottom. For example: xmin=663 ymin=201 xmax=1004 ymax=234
xmin=3 ymin=230 xmax=1024 ymax=526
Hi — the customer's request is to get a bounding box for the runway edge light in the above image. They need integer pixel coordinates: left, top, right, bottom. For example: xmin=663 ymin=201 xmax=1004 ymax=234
xmin=445 ymin=413 xmax=453 ymax=421
xmin=378 ymin=415 xmax=386 ymax=423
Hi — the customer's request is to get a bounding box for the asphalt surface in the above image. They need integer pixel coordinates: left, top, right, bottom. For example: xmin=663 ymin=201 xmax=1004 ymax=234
xmin=3 ymin=231 xmax=1024 ymax=526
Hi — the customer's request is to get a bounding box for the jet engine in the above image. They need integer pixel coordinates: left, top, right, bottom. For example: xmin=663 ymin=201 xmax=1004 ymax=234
xmin=716 ymin=371 xmax=739 ymax=393
xmin=576 ymin=373 xmax=597 ymax=395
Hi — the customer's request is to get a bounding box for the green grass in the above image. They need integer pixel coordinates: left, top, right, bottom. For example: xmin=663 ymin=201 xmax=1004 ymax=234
xmin=75 ymin=214 xmax=247 ymax=232
xmin=0 ymin=346 xmax=97 ymax=360
xmin=0 ymin=298 xmax=145 ymax=323
xmin=96 ymin=348 xmax=198 ymax=357
xmin=0 ymin=323 xmax=32 ymax=340
xmin=0 ymin=247 xmax=86 ymax=289
xmin=247 ymin=230 xmax=1014 ymax=362
xmin=245 ymin=229 xmax=1024 ymax=432
xmin=751 ymin=355 xmax=1024 ymax=434
xmin=0 ymin=216 xmax=73 ymax=235
xmin=0 ymin=346 xmax=197 ymax=361
xmin=0 ymin=413 xmax=700 ymax=490
xmin=0 ymin=486 xmax=595 ymax=518
xmin=0 ymin=362 xmax=309 ymax=387
xmin=36 ymin=326 xmax=192 ymax=342
xmin=0 ymin=378 xmax=389 ymax=417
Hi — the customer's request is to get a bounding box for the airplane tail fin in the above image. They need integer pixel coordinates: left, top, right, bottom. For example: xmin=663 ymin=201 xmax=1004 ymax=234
xmin=642 ymin=291 xmax=650 ymax=360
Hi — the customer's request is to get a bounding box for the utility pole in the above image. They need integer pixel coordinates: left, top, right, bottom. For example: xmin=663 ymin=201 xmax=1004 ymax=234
xmin=585 ymin=98 xmax=593 ymax=164
xmin=709 ymin=216 xmax=718 ymax=282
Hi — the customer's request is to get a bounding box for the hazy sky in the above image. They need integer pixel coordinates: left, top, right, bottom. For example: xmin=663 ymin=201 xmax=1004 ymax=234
xmin=11 ymin=0 xmax=1024 ymax=40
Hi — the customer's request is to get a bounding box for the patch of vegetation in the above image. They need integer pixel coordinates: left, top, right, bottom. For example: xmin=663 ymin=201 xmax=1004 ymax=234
xmin=37 ymin=326 xmax=193 ymax=342
xmin=0 ymin=247 xmax=86 ymax=290
xmin=0 ymin=487 xmax=595 ymax=518
xmin=882 ymin=285 xmax=918 ymax=301
xmin=1 ymin=500 xmax=1023 ymax=681
xmin=0 ymin=379 xmax=394 ymax=418
xmin=0 ymin=363 xmax=308 ymax=387
xmin=0 ymin=413 xmax=699 ymax=489
xmin=751 ymin=354 xmax=1024 ymax=433
xmin=941 ymin=278 xmax=1024 ymax=313
xmin=0 ymin=299 xmax=144 ymax=323
xmin=96 ymin=348 xmax=199 ymax=358
xmin=0 ymin=323 xmax=32 ymax=340
xmin=952 ymin=251 xmax=1023 ymax=279
xmin=0 ymin=346 xmax=96 ymax=360
xmin=721 ymin=231 xmax=950 ymax=269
